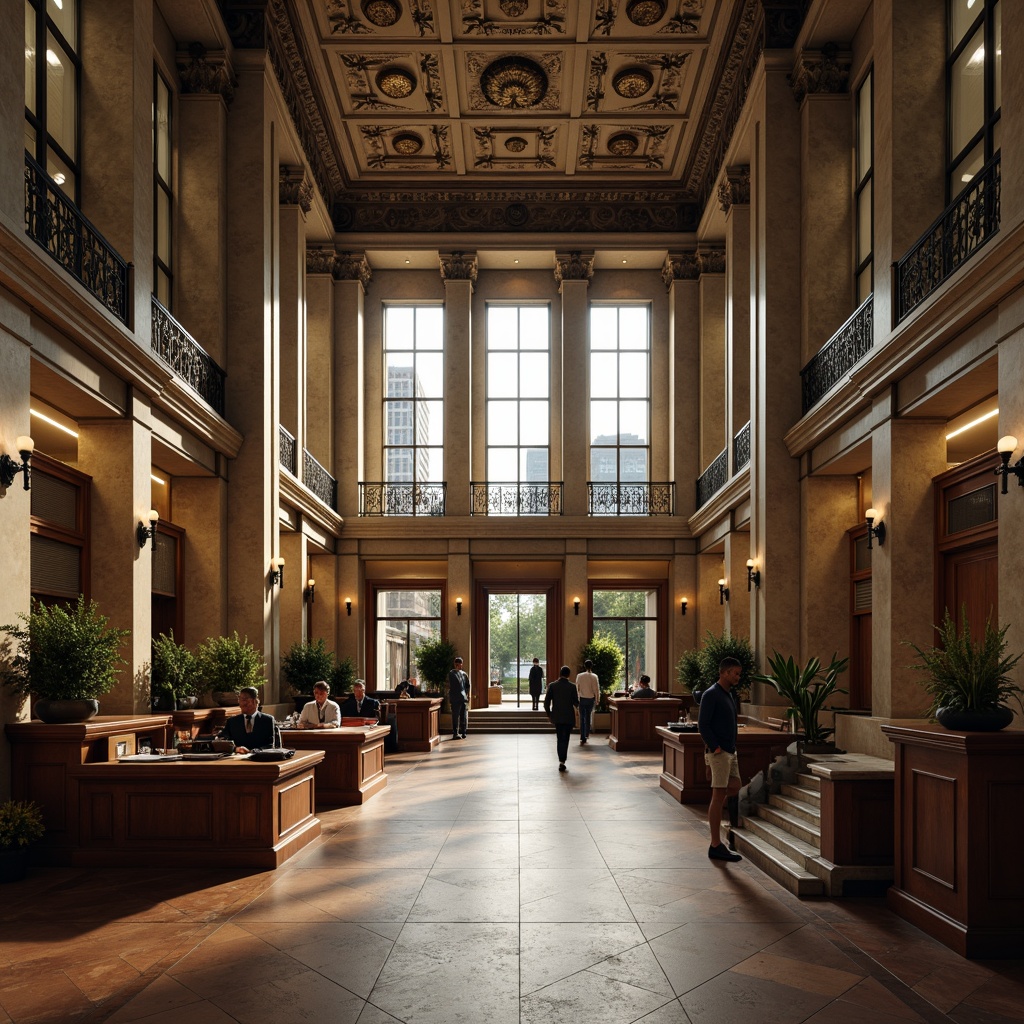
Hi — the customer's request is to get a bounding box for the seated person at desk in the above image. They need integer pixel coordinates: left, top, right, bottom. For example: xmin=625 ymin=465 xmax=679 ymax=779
xmin=337 ymin=680 xmax=381 ymax=720
xmin=220 ymin=687 xmax=278 ymax=753
xmin=395 ymin=679 xmax=412 ymax=699
xmin=406 ymin=675 xmax=423 ymax=698
xmin=298 ymin=681 xmax=341 ymax=728
xmin=629 ymin=674 xmax=658 ymax=698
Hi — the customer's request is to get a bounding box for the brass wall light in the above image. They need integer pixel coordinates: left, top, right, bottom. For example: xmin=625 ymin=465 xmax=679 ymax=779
xmin=456 ymin=597 xmax=463 ymax=616
xmin=345 ymin=597 xmax=352 ymax=616
xmin=573 ymin=597 xmax=580 ymax=616
xmin=137 ymin=509 xmax=159 ymax=549
xmin=680 ymin=597 xmax=688 ymax=616
xmin=305 ymin=579 xmax=315 ymax=603
xmin=746 ymin=559 xmax=761 ymax=590
xmin=718 ymin=578 xmax=730 ymax=604
xmin=269 ymin=556 xmax=285 ymax=589
xmin=865 ymin=508 xmax=886 ymax=549
xmin=995 ymin=435 xmax=1024 ymax=493
xmin=0 ymin=435 xmax=34 ymax=491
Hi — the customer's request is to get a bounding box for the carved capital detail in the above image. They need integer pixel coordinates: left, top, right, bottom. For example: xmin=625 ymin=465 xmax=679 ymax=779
xmin=790 ymin=45 xmax=851 ymax=103
xmin=717 ymin=164 xmax=750 ymax=213
xmin=306 ymin=248 xmax=337 ymax=275
xmin=698 ymin=249 xmax=726 ymax=274
xmin=661 ymin=251 xmax=700 ymax=287
xmin=279 ymin=166 xmax=313 ymax=212
xmin=333 ymin=252 xmax=373 ymax=287
xmin=177 ymin=43 xmax=235 ymax=103
xmin=554 ymin=251 xmax=594 ymax=284
xmin=439 ymin=251 xmax=479 ymax=283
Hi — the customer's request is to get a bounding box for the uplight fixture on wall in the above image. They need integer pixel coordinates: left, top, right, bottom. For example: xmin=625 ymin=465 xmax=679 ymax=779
xmin=0 ymin=436 xmax=34 ymax=491
xmin=995 ymin=435 xmax=1024 ymax=493
xmin=305 ymin=579 xmax=316 ymax=604
xmin=573 ymin=597 xmax=580 ymax=616
xmin=136 ymin=509 xmax=159 ymax=549
xmin=746 ymin=559 xmax=761 ymax=591
xmin=718 ymin=578 xmax=730 ymax=604
xmin=680 ymin=597 xmax=688 ymax=616
xmin=269 ymin=556 xmax=285 ymax=589
xmin=865 ymin=508 xmax=886 ymax=549
xmin=345 ymin=598 xmax=352 ymax=616
xmin=456 ymin=597 xmax=463 ymax=616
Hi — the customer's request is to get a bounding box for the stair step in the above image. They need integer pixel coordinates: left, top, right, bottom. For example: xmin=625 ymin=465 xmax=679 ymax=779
xmin=795 ymin=772 xmax=821 ymax=792
xmin=742 ymin=814 xmax=821 ymax=867
xmin=757 ymin=803 xmax=821 ymax=846
xmin=769 ymin=793 xmax=821 ymax=825
xmin=729 ymin=828 xmax=825 ymax=897
xmin=780 ymin=782 xmax=820 ymax=808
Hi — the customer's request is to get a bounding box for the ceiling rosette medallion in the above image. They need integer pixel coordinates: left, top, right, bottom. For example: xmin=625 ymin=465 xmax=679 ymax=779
xmin=460 ymin=0 xmax=568 ymax=36
xmin=586 ymin=52 xmax=689 ymax=112
xmin=377 ymin=67 xmax=416 ymax=98
xmin=359 ymin=124 xmax=452 ymax=169
xmin=472 ymin=125 xmax=558 ymax=170
xmin=340 ymin=52 xmax=444 ymax=112
xmin=593 ymin=0 xmax=703 ymax=37
xmin=466 ymin=51 xmax=562 ymax=110
xmin=326 ymin=0 xmax=435 ymax=37
xmin=579 ymin=123 xmax=670 ymax=170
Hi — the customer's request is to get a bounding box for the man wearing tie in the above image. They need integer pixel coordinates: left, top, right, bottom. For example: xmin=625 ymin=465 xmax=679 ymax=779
xmin=448 ymin=656 xmax=470 ymax=740
xmin=337 ymin=680 xmax=381 ymax=720
xmin=220 ymin=687 xmax=278 ymax=753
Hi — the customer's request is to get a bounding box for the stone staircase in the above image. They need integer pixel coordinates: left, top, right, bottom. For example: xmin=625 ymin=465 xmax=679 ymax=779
xmin=465 ymin=708 xmax=552 ymax=733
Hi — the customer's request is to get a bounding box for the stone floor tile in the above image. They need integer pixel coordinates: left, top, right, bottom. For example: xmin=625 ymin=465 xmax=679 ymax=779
xmin=409 ymin=869 xmax=520 ymax=922
xmin=833 ymin=977 xmax=927 ymax=1021
xmin=519 ymin=922 xmax=648 ymax=994
xmin=103 ymin=975 xmax=204 ymax=1023
xmin=680 ymin=969 xmax=831 ymax=1024
xmin=209 ymin=968 xmax=366 ymax=1024
xmin=520 ymin=969 xmax=676 ymax=1024
xmin=520 ymin=869 xmax=633 ymax=923
xmin=730 ymin=951 xmax=862 ymax=997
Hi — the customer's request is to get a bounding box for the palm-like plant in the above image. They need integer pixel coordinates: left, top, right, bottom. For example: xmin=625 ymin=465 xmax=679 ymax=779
xmin=753 ymin=651 xmax=849 ymax=744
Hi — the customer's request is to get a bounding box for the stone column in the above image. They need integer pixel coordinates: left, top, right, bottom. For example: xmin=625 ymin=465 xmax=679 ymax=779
xmin=278 ymin=167 xmax=311 ymax=450
xmin=0 ymin=0 xmax=23 ymax=229
xmin=279 ymin=530 xmax=308 ymax=656
xmin=307 ymin=550 xmax=338 ymax=652
xmin=447 ymin=544 xmax=473 ymax=695
xmin=335 ymin=543 xmax=362 ymax=675
xmin=556 ymin=252 xmax=594 ymax=516
xmin=720 ymin=168 xmax=751 ymax=464
xmin=671 ymin=544 xmax=697 ymax=691
xmin=724 ymin=533 xmax=751 ymax=640
xmin=173 ymin=475 xmax=228 ymax=645
xmin=77 ymin=394 xmax=155 ymax=714
xmin=306 ymin=250 xmax=335 ymax=474
xmin=698 ymin=553 xmax=726 ymax=639
xmin=1001 ymin=9 xmax=1024 ymax=231
xmin=698 ymin=252 xmax=726 ymax=469
xmin=565 ymin=546 xmax=589 ymax=669
xmin=440 ymin=253 xmax=476 ymax=517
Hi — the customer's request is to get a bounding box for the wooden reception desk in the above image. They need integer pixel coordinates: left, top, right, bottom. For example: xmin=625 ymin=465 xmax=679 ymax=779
xmin=280 ymin=725 xmax=390 ymax=806
xmin=608 ymin=697 xmax=684 ymax=751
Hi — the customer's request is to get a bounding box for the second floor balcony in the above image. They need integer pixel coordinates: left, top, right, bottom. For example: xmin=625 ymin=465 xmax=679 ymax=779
xmin=800 ymin=295 xmax=873 ymax=414
xmin=588 ymin=481 xmax=674 ymax=516
xmin=151 ymin=298 xmax=226 ymax=416
xmin=360 ymin=482 xmax=447 ymax=516
xmin=470 ymin=482 xmax=563 ymax=516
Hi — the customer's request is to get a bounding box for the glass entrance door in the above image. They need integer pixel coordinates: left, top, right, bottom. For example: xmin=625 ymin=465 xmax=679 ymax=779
xmin=487 ymin=592 xmax=547 ymax=706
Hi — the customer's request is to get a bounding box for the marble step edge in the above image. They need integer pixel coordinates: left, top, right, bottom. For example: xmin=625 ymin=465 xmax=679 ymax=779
xmin=768 ymin=793 xmax=822 ymax=825
xmin=795 ymin=772 xmax=821 ymax=792
xmin=729 ymin=828 xmax=825 ymax=897
xmin=741 ymin=814 xmax=822 ymax=868
xmin=779 ymin=782 xmax=821 ymax=808
xmin=756 ymin=803 xmax=821 ymax=846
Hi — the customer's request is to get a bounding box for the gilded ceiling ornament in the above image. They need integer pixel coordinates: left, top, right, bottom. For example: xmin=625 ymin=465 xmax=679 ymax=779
xmin=376 ymin=67 xmax=416 ymax=97
xmin=392 ymin=132 xmax=424 ymax=154
xmin=362 ymin=0 xmax=402 ymax=26
xmin=612 ymin=67 xmax=653 ymax=99
xmin=480 ymin=56 xmax=548 ymax=108
xmin=607 ymin=132 xmax=639 ymax=156
xmin=504 ymin=137 xmax=528 ymax=153
xmin=499 ymin=0 xmax=528 ymax=14
xmin=625 ymin=0 xmax=666 ymax=27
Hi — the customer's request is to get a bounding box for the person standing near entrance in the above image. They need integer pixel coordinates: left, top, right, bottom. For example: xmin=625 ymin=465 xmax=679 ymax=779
xmin=544 ymin=665 xmax=579 ymax=772
xmin=448 ymin=656 xmax=470 ymax=740
xmin=528 ymin=658 xmax=544 ymax=711
xmin=575 ymin=659 xmax=601 ymax=746
xmin=697 ymin=656 xmax=743 ymax=862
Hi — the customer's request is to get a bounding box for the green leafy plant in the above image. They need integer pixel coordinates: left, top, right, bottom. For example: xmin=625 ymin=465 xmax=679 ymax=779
xmin=905 ymin=608 xmax=1023 ymax=717
xmin=281 ymin=639 xmax=335 ymax=695
xmin=195 ymin=632 xmax=265 ymax=694
xmin=753 ymin=651 xmax=849 ymax=744
xmin=415 ymin=636 xmax=459 ymax=690
xmin=676 ymin=630 xmax=756 ymax=700
xmin=151 ymin=630 xmax=201 ymax=705
xmin=0 ymin=800 xmax=45 ymax=850
xmin=329 ymin=655 xmax=357 ymax=697
xmin=578 ymin=631 xmax=625 ymax=710
xmin=675 ymin=647 xmax=704 ymax=693
xmin=0 ymin=596 xmax=130 ymax=701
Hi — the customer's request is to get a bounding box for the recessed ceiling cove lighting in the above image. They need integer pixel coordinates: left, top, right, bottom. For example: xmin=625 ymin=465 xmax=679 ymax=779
xmin=31 ymin=407 xmax=78 ymax=437
xmin=151 ymin=473 xmax=166 ymax=486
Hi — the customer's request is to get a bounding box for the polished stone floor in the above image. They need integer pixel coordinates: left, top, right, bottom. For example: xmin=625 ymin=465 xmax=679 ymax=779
xmin=1 ymin=734 xmax=1023 ymax=1024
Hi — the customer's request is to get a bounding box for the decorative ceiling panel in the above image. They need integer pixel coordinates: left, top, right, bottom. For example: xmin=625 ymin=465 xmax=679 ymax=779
xmin=454 ymin=0 xmax=577 ymax=38
xmin=465 ymin=123 xmax=566 ymax=172
xmin=336 ymin=50 xmax=447 ymax=113
xmin=591 ymin=0 xmax=706 ymax=38
xmin=463 ymin=51 xmax=567 ymax=112
xmin=324 ymin=0 xmax=438 ymax=37
xmin=584 ymin=50 xmax=696 ymax=113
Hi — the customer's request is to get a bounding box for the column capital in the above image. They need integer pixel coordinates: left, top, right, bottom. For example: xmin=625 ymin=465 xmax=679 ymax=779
xmin=790 ymin=45 xmax=851 ymax=104
xmin=176 ymin=43 xmax=235 ymax=105
xmin=698 ymin=249 xmax=726 ymax=275
xmin=717 ymin=164 xmax=750 ymax=214
xmin=554 ymin=251 xmax=594 ymax=285
xmin=661 ymin=250 xmax=700 ymax=288
xmin=333 ymin=251 xmax=373 ymax=288
xmin=306 ymin=248 xmax=337 ymax=276
xmin=279 ymin=165 xmax=313 ymax=212
xmin=439 ymin=251 xmax=479 ymax=283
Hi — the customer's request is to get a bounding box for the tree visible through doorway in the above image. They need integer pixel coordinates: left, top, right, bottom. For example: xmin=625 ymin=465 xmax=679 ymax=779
xmin=488 ymin=593 xmax=546 ymax=706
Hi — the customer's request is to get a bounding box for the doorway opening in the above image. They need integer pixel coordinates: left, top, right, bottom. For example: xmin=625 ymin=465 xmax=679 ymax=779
xmin=487 ymin=592 xmax=548 ymax=706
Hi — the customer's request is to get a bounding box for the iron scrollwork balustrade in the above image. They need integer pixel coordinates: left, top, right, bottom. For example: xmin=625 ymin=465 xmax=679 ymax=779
xmin=587 ymin=482 xmax=674 ymax=516
xmin=800 ymin=294 xmax=873 ymax=413
xmin=895 ymin=153 xmax=1000 ymax=324
xmin=359 ymin=482 xmax=447 ymax=516
xmin=24 ymin=155 xmax=130 ymax=326
xmin=151 ymin=298 xmax=227 ymax=416
xmin=303 ymin=449 xmax=337 ymax=510
xmin=696 ymin=447 xmax=728 ymax=509
xmin=279 ymin=425 xmax=297 ymax=475
xmin=733 ymin=420 xmax=751 ymax=471
xmin=470 ymin=482 xmax=563 ymax=516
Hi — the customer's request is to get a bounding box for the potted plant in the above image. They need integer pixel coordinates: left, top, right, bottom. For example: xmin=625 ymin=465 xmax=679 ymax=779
xmin=906 ymin=607 xmax=1023 ymax=731
xmin=0 ymin=596 xmax=130 ymax=722
xmin=577 ymin=632 xmax=624 ymax=733
xmin=415 ymin=635 xmax=458 ymax=716
xmin=282 ymin=638 xmax=335 ymax=712
xmin=330 ymin=655 xmax=357 ymax=699
xmin=196 ymin=631 xmax=265 ymax=706
xmin=677 ymin=630 xmax=756 ymax=702
xmin=0 ymin=800 xmax=45 ymax=883
xmin=753 ymin=651 xmax=849 ymax=750
xmin=150 ymin=630 xmax=202 ymax=710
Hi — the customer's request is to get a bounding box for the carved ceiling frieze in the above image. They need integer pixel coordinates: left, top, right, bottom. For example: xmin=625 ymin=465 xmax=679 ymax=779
xmin=466 ymin=51 xmax=563 ymax=111
xmin=585 ymin=51 xmax=689 ymax=112
xmin=472 ymin=125 xmax=559 ymax=171
xmin=358 ymin=123 xmax=452 ymax=170
xmin=593 ymin=0 xmax=704 ymax=37
xmin=326 ymin=0 xmax=436 ymax=37
xmin=790 ymin=46 xmax=851 ymax=103
xmin=339 ymin=51 xmax=445 ymax=112
xmin=460 ymin=0 xmax=568 ymax=36
xmin=579 ymin=123 xmax=670 ymax=170
xmin=177 ymin=44 xmax=235 ymax=104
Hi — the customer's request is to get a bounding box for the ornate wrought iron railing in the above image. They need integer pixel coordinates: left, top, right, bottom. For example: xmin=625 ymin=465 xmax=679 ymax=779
xmin=587 ymin=482 xmax=674 ymax=516
xmin=696 ymin=447 xmax=728 ymax=509
xmin=359 ymin=482 xmax=447 ymax=516
xmin=24 ymin=155 xmax=131 ymax=326
xmin=303 ymin=449 xmax=337 ymax=510
xmin=733 ymin=420 xmax=751 ymax=471
xmin=800 ymin=294 xmax=873 ymax=413
xmin=470 ymin=482 xmax=563 ymax=516
xmin=895 ymin=153 xmax=1000 ymax=324
xmin=279 ymin=425 xmax=297 ymax=475
xmin=151 ymin=297 xmax=227 ymax=416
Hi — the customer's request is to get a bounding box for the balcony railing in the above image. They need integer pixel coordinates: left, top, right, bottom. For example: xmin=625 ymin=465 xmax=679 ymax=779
xmin=24 ymin=155 xmax=131 ymax=326
xmin=587 ymin=482 xmax=674 ymax=516
xmin=360 ymin=482 xmax=447 ymax=516
xmin=895 ymin=153 xmax=1000 ymax=324
xmin=696 ymin=447 xmax=728 ymax=509
xmin=303 ymin=449 xmax=337 ymax=510
xmin=151 ymin=297 xmax=226 ymax=416
xmin=279 ymin=425 xmax=297 ymax=475
xmin=471 ymin=482 xmax=563 ymax=516
xmin=800 ymin=294 xmax=873 ymax=413
xmin=733 ymin=420 xmax=751 ymax=471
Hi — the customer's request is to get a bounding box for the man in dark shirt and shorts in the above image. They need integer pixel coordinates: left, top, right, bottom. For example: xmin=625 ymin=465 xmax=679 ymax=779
xmin=697 ymin=656 xmax=743 ymax=862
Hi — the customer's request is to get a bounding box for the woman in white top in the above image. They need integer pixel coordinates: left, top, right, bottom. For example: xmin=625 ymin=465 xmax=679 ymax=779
xmin=298 ymin=680 xmax=341 ymax=728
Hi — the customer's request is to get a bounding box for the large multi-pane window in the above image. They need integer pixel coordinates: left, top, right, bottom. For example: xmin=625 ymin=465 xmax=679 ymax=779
xmin=947 ymin=0 xmax=1001 ymax=199
xmin=486 ymin=305 xmax=550 ymax=506
xmin=592 ymin=589 xmax=658 ymax=687
xmin=24 ymin=0 xmax=79 ymax=197
xmin=153 ymin=68 xmax=173 ymax=308
xmin=589 ymin=304 xmax=650 ymax=489
xmin=383 ymin=306 xmax=444 ymax=483
xmin=854 ymin=69 xmax=873 ymax=304
xmin=374 ymin=588 xmax=441 ymax=689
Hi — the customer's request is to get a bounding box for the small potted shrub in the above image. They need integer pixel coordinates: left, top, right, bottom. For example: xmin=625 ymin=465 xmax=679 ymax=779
xmin=150 ymin=630 xmax=202 ymax=710
xmin=753 ymin=651 xmax=849 ymax=751
xmin=0 ymin=800 xmax=45 ymax=883
xmin=676 ymin=630 xmax=755 ymax=702
xmin=196 ymin=632 xmax=266 ymax=706
xmin=415 ymin=636 xmax=458 ymax=715
xmin=578 ymin=631 xmax=625 ymax=712
xmin=1 ymin=596 xmax=130 ymax=722
xmin=330 ymin=655 xmax=357 ymax=699
xmin=282 ymin=638 xmax=335 ymax=712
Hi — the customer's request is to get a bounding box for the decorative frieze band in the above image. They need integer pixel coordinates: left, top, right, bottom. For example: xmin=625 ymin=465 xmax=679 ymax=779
xmin=439 ymin=251 xmax=479 ymax=283
xmin=177 ymin=43 xmax=235 ymax=104
xmin=717 ymin=165 xmax=750 ymax=213
xmin=554 ymin=251 xmax=594 ymax=284
xmin=279 ymin=166 xmax=313 ymax=212
xmin=662 ymin=251 xmax=700 ymax=287
xmin=790 ymin=46 xmax=851 ymax=103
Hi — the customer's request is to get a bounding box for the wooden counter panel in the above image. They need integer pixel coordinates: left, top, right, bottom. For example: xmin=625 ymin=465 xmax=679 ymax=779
xmin=394 ymin=698 xmax=442 ymax=752
xmin=279 ymin=774 xmax=317 ymax=837
xmin=608 ymin=699 xmax=684 ymax=751
xmin=280 ymin=726 xmax=390 ymax=807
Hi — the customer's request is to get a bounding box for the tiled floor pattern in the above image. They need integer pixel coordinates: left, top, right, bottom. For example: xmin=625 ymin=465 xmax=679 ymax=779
xmin=2 ymin=734 xmax=1023 ymax=1024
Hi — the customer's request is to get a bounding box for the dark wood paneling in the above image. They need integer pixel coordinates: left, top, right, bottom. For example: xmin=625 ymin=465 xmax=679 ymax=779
xmin=609 ymin=698 xmax=683 ymax=750
xmin=911 ymin=770 xmax=957 ymax=889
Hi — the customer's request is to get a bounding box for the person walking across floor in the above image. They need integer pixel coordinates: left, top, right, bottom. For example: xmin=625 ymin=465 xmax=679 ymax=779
xmin=697 ymin=656 xmax=743 ymax=862
xmin=574 ymin=659 xmax=601 ymax=746
xmin=544 ymin=665 xmax=579 ymax=772
xmin=528 ymin=657 xmax=544 ymax=711
xmin=448 ymin=656 xmax=470 ymax=740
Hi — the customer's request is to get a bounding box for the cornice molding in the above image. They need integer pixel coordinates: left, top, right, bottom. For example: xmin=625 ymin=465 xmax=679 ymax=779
xmin=687 ymin=466 xmax=751 ymax=540
xmin=176 ymin=44 xmax=235 ymax=104
xmin=439 ymin=251 xmax=479 ymax=283
xmin=662 ymin=250 xmax=700 ymax=287
xmin=279 ymin=469 xmax=344 ymax=539
xmin=279 ymin=166 xmax=313 ymax=212
xmin=717 ymin=164 xmax=750 ymax=213
xmin=790 ymin=45 xmax=851 ymax=103
xmin=554 ymin=251 xmax=594 ymax=284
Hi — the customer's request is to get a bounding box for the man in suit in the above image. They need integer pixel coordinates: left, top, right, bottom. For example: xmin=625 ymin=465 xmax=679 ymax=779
xmin=528 ymin=657 xmax=544 ymax=711
xmin=448 ymin=656 xmax=470 ymax=740
xmin=544 ymin=665 xmax=579 ymax=772
xmin=337 ymin=680 xmax=381 ymax=720
xmin=220 ymin=686 xmax=278 ymax=753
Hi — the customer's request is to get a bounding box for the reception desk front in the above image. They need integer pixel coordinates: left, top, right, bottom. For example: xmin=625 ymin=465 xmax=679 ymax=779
xmin=608 ymin=698 xmax=684 ymax=751
xmin=280 ymin=725 xmax=390 ymax=806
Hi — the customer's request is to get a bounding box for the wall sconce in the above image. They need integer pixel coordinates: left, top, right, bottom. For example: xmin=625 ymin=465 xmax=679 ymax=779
xmin=136 ymin=509 xmax=159 ymax=549
xmin=573 ymin=597 xmax=580 ymax=616
xmin=456 ymin=597 xmax=463 ymax=616
xmin=865 ymin=508 xmax=886 ymax=549
xmin=995 ymin=435 xmax=1024 ymax=493
xmin=680 ymin=597 xmax=688 ymax=616
xmin=345 ymin=597 xmax=352 ymax=616
xmin=269 ymin=556 xmax=285 ymax=589
xmin=746 ymin=559 xmax=761 ymax=591
xmin=0 ymin=436 xmax=34 ymax=491
xmin=305 ymin=579 xmax=315 ymax=604
xmin=718 ymin=578 xmax=730 ymax=604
